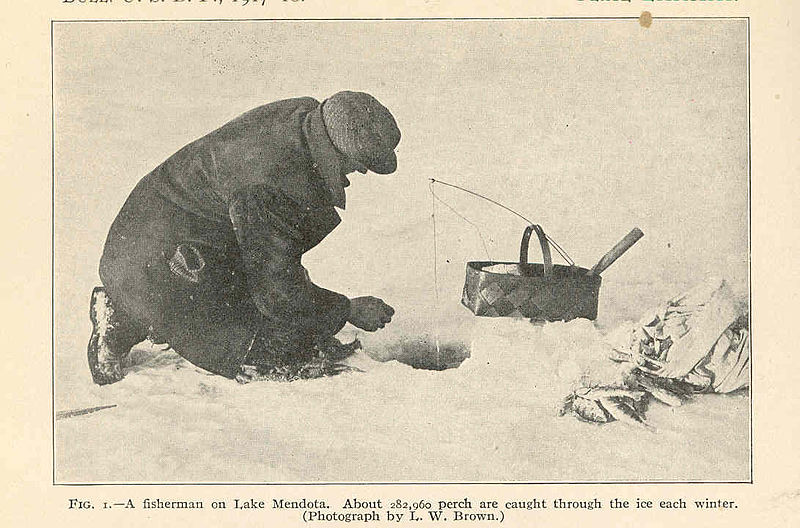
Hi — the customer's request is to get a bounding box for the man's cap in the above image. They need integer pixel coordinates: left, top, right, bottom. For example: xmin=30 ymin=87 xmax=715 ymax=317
xmin=321 ymin=91 xmax=401 ymax=175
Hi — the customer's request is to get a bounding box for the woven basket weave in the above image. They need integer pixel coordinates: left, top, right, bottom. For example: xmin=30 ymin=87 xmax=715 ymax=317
xmin=461 ymin=225 xmax=601 ymax=321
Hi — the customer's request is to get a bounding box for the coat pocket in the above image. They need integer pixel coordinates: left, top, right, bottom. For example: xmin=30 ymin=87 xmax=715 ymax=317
xmin=168 ymin=243 xmax=207 ymax=284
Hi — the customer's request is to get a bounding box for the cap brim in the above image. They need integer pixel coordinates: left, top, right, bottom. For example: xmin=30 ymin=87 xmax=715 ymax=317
xmin=366 ymin=151 xmax=397 ymax=175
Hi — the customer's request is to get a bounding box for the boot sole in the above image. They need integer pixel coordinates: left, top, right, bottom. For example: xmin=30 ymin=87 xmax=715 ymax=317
xmin=87 ymin=332 xmax=125 ymax=385
xmin=87 ymin=287 xmax=125 ymax=386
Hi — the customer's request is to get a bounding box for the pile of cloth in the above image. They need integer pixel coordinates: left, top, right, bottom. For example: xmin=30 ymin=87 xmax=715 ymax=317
xmin=560 ymin=277 xmax=750 ymax=429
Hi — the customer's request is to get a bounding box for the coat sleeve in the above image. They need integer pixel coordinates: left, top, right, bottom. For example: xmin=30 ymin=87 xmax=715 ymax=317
xmin=228 ymin=185 xmax=351 ymax=338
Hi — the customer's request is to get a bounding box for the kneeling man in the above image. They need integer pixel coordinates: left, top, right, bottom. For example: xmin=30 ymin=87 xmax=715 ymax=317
xmin=88 ymin=91 xmax=400 ymax=384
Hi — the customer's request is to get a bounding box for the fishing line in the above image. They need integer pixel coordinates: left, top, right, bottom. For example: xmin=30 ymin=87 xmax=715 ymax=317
xmin=430 ymin=188 xmax=493 ymax=261
xmin=429 ymin=178 xmax=575 ymax=266
xmin=429 ymin=179 xmax=442 ymax=364
xmin=428 ymin=185 xmax=494 ymax=367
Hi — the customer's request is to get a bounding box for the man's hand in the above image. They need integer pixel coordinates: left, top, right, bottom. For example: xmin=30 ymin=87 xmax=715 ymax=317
xmin=348 ymin=296 xmax=395 ymax=332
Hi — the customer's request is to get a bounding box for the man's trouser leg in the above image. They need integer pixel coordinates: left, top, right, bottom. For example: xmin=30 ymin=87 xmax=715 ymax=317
xmin=100 ymin=242 xmax=269 ymax=380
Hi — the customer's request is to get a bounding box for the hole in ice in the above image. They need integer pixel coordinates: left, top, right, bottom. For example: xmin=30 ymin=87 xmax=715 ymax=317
xmin=368 ymin=337 xmax=471 ymax=371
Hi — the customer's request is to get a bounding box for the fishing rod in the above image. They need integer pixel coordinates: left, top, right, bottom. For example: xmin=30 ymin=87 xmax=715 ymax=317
xmin=428 ymin=178 xmax=575 ymax=266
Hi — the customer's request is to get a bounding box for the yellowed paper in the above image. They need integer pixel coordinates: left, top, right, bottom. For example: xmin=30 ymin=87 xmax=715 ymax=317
xmin=2 ymin=0 xmax=798 ymax=526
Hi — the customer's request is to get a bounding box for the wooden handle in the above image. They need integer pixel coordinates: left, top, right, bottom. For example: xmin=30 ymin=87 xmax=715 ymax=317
xmin=589 ymin=228 xmax=644 ymax=276
xmin=519 ymin=224 xmax=553 ymax=278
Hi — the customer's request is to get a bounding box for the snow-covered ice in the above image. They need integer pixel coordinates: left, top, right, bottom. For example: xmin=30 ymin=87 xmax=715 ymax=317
xmin=55 ymin=313 xmax=749 ymax=483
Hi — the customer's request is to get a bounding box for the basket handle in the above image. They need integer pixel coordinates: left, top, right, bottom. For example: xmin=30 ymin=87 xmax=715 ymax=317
xmin=520 ymin=224 xmax=553 ymax=278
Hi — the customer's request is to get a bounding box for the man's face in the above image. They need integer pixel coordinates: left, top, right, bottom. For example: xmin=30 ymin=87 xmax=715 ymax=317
xmin=338 ymin=153 xmax=368 ymax=188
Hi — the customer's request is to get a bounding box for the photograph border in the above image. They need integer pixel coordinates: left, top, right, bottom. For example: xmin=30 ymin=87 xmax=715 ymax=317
xmin=51 ymin=15 xmax=753 ymax=487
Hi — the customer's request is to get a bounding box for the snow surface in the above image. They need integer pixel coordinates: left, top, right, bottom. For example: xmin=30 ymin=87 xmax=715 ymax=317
xmin=55 ymin=314 xmax=749 ymax=483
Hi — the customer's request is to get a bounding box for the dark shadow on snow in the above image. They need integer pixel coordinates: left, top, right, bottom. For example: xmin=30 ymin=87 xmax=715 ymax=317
xmin=368 ymin=337 xmax=471 ymax=371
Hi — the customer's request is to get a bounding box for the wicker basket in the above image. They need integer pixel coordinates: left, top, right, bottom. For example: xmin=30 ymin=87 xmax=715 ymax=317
xmin=461 ymin=225 xmax=602 ymax=321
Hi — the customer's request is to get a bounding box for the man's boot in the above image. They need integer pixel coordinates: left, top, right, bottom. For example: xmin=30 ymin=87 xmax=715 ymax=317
xmin=87 ymin=286 xmax=147 ymax=385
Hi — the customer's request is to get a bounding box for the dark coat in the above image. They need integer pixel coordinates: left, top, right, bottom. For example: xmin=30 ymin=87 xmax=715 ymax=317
xmin=99 ymin=97 xmax=352 ymax=377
